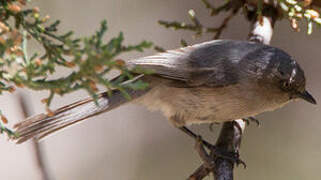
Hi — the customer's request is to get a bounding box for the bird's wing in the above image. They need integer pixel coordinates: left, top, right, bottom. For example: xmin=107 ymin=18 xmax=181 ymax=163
xmin=128 ymin=40 xmax=261 ymax=87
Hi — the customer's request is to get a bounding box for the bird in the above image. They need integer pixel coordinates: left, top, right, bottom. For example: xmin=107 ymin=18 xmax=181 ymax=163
xmin=13 ymin=39 xmax=316 ymax=145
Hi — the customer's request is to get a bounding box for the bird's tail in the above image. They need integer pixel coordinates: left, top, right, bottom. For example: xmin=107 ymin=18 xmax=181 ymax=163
xmin=13 ymin=89 xmax=146 ymax=144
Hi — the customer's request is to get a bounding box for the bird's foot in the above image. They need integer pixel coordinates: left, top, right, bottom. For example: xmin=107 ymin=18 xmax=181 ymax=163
xmin=194 ymin=135 xmax=246 ymax=169
xmin=242 ymin=116 xmax=260 ymax=127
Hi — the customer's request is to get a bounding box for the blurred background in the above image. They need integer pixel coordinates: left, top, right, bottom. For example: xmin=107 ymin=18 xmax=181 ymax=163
xmin=1 ymin=0 xmax=321 ymax=179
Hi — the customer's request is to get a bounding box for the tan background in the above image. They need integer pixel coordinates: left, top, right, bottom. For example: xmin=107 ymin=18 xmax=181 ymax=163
xmin=1 ymin=0 xmax=321 ymax=179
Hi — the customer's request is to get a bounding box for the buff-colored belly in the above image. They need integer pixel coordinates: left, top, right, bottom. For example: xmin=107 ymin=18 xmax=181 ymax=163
xmin=135 ymin=82 xmax=290 ymax=127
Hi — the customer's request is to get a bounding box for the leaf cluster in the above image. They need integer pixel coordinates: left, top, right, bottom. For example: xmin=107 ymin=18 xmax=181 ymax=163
xmin=0 ymin=0 xmax=152 ymax=137
xmin=158 ymin=0 xmax=321 ymax=41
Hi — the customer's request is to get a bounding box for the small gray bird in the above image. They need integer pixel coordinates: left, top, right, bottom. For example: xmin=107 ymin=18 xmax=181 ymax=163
xmin=13 ymin=40 xmax=316 ymax=144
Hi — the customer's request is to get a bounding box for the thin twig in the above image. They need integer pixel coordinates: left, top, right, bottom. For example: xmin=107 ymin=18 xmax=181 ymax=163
xmin=18 ymin=94 xmax=52 ymax=180
xmin=213 ymin=8 xmax=239 ymax=39
xmin=188 ymin=164 xmax=211 ymax=180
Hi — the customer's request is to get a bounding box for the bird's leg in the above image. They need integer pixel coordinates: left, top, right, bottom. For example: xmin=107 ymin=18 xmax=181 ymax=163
xmin=179 ymin=126 xmax=246 ymax=168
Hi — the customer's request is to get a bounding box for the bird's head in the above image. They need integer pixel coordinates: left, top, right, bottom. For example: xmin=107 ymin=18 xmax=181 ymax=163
xmin=242 ymin=44 xmax=316 ymax=105
xmin=266 ymin=48 xmax=316 ymax=105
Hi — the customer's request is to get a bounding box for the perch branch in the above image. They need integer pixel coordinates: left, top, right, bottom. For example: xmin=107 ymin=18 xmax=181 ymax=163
xmin=188 ymin=4 xmax=277 ymax=180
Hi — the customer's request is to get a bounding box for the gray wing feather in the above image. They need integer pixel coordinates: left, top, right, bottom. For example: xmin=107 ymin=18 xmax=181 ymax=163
xmin=129 ymin=40 xmax=263 ymax=87
xmin=128 ymin=48 xmax=194 ymax=81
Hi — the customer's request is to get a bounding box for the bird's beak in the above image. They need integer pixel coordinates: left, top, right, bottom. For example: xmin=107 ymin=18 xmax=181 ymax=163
xmin=296 ymin=90 xmax=317 ymax=105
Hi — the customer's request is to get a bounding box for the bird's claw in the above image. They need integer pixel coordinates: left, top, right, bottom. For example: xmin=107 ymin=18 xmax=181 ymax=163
xmin=233 ymin=152 xmax=247 ymax=168
xmin=194 ymin=135 xmax=247 ymax=169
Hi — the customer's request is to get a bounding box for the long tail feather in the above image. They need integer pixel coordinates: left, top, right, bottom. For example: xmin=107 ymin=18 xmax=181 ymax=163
xmin=13 ymin=89 xmax=146 ymax=144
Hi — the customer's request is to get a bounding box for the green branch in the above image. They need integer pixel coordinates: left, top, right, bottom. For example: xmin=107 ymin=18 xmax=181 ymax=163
xmin=0 ymin=0 xmax=152 ymax=137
